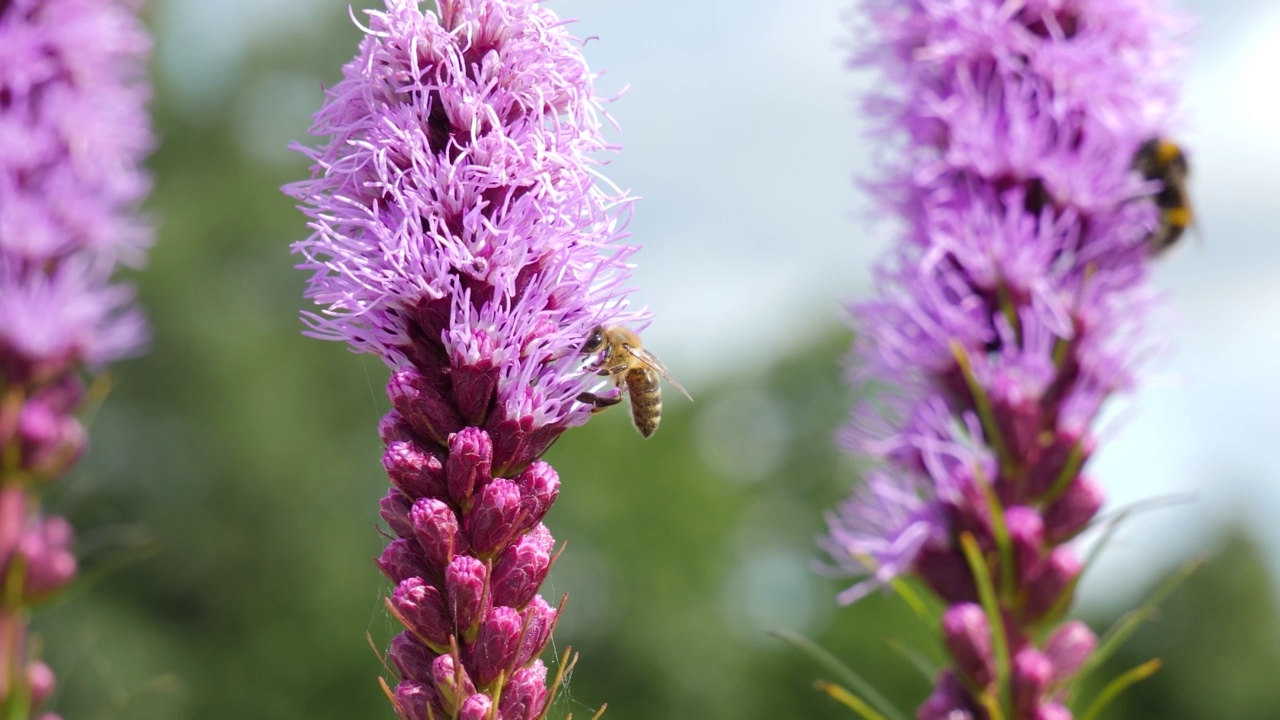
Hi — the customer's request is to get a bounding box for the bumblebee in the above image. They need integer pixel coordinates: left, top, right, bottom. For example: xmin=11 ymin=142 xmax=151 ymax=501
xmin=577 ymin=325 xmax=691 ymax=438
xmin=1132 ymin=137 xmax=1194 ymax=255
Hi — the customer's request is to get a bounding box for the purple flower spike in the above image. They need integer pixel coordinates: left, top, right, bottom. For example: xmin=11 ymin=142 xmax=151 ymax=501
xmin=286 ymin=1 xmax=644 ymax=712
xmin=0 ymin=0 xmax=154 ymax=710
xmin=826 ymin=0 xmax=1190 ymax=716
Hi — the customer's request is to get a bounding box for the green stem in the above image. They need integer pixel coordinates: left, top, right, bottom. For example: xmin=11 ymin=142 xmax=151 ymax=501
xmin=949 ymin=342 xmax=1013 ymax=476
xmin=959 ymin=533 xmax=1010 ymax=720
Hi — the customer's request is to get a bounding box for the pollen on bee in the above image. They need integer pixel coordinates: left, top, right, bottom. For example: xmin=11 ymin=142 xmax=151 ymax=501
xmin=1165 ymin=207 xmax=1192 ymax=226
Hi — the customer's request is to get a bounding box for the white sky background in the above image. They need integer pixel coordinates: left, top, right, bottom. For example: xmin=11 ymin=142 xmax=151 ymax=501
xmin=157 ymin=0 xmax=1280 ymax=613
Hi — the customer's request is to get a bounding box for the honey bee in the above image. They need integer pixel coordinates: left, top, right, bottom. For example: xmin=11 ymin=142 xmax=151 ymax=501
xmin=577 ymin=325 xmax=691 ymax=438
xmin=1133 ymin=137 xmax=1195 ymax=256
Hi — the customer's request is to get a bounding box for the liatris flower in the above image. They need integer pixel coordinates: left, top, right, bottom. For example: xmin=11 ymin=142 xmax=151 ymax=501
xmin=284 ymin=1 xmax=642 ymax=717
xmin=0 ymin=0 xmax=152 ymax=717
xmin=823 ymin=0 xmax=1186 ymax=718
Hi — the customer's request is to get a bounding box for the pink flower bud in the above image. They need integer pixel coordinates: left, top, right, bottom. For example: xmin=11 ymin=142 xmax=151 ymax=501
xmin=499 ymin=660 xmax=549 ymax=720
xmin=28 ymin=660 xmax=54 ymax=708
xmin=917 ymin=671 xmax=978 ymax=720
xmin=491 ymin=524 xmax=554 ymax=609
xmin=389 ymin=631 xmax=434 ymax=684
xmin=990 ymin=377 xmax=1040 ymax=463
xmin=432 ymin=654 xmax=476 ymax=715
xmin=1043 ymin=477 xmax=1103 ymax=544
xmin=914 ymin=543 xmax=977 ymax=605
xmin=1045 ymin=620 xmax=1096 ymax=685
xmin=391 ymin=578 xmax=451 ymax=651
xmin=1013 ymin=648 xmax=1053 ymax=718
xmin=389 ymin=367 xmax=462 ymax=447
xmin=470 ymin=606 xmax=522 ymax=686
xmin=445 ymin=556 xmax=489 ymax=635
xmin=392 ymin=680 xmax=439 ymax=720
xmin=1005 ymin=505 xmax=1044 ymax=585
xmin=941 ymin=603 xmax=995 ymax=688
xmin=467 ymin=479 xmax=522 ymax=556
xmin=1036 ymin=702 xmax=1072 ymax=720
xmin=380 ymin=489 xmax=414 ymax=539
xmin=378 ymin=539 xmax=429 ymax=585
xmin=411 ymin=498 xmax=461 ymax=577
xmin=446 ymin=427 xmax=493 ymax=504
xmin=18 ymin=402 xmax=85 ymax=478
xmin=448 ymin=326 xmax=499 ymax=424
xmin=485 ymin=391 xmax=561 ymax=474
xmin=1024 ymin=548 xmax=1082 ymax=622
xmin=514 ymin=462 xmax=559 ymax=530
xmin=458 ymin=693 xmax=494 ymax=720
xmin=21 ymin=515 xmax=76 ymax=599
xmin=379 ymin=411 xmax=413 ymax=445
xmin=383 ymin=440 xmax=446 ymax=500
xmin=1027 ymin=432 xmax=1093 ymax=500
xmin=515 ymin=595 xmax=557 ymax=667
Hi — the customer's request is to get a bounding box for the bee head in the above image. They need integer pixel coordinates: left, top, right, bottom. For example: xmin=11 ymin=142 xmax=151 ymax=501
xmin=581 ymin=326 xmax=606 ymax=354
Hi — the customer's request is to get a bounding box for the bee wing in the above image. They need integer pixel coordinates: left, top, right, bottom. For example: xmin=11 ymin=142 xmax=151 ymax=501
xmin=622 ymin=344 xmax=693 ymax=401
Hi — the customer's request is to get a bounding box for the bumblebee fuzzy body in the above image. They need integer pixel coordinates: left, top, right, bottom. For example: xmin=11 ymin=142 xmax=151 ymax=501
xmin=577 ymin=325 xmax=690 ymax=438
xmin=1133 ymin=137 xmax=1193 ymax=256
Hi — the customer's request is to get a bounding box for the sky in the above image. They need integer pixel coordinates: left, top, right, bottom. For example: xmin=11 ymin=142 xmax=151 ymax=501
xmin=154 ymin=0 xmax=1280 ymax=612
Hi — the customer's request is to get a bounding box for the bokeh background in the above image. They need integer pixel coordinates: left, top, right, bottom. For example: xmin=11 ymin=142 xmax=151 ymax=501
xmin=33 ymin=0 xmax=1280 ymax=717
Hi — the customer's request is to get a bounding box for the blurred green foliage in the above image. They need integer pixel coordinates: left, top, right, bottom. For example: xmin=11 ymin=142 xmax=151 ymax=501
xmin=25 ymin=5 xmax=1280 ymax=720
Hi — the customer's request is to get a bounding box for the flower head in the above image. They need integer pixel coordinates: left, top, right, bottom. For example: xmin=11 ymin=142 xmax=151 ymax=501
xmin=286 ymin=0 xmax=645 ymax=424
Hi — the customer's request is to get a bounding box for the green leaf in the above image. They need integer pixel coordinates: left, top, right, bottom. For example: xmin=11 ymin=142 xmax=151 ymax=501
xmin=1080 ymin=659 xmax=1162 ymax=720
xmin=1081 ymin=495 xmax=1197 ymax=574
xmin=883 ymin=637 xmax=940 ymax=682
xmin=771 ymin=628 xmax=910 ymax=720
xmin=959 ymin=533 xmax=1009 ymax=720
xmin=814 ymin=680 xmax=888 ymax=720
xmin=1076 ymin=556 xmax=1204 ymax=684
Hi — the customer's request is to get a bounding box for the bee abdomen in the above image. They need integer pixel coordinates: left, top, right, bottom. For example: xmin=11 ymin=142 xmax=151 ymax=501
xmin=626 ymin=368 xmax=662 ymax=438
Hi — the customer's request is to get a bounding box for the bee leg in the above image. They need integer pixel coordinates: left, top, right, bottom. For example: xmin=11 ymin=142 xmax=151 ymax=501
xmin=596 ymin=362 xmax=629 ymax=377
xmin=577 ymin=389 xmax=624 ymax=413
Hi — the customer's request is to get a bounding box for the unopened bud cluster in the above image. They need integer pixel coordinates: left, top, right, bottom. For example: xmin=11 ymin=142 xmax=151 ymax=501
xmin=378 ymin=395 xmax=562 ymax=718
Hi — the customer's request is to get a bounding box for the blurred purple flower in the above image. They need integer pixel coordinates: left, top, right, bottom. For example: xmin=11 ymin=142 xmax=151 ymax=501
xmin=286 ymin=1 xmax=642 ymax=716
xmin=0 ymin=0 xmax=154 ymax=715
xmin=825 ymin=0 xmax=1188 ymax=716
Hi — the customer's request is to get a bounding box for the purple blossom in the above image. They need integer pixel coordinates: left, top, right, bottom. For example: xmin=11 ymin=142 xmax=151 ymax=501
xmin=285 ymin=1 xmax=641 ymax=716
xmin=826 ymin=0 xmax=1188 ymax=717
xmin=0 ymin=0 xmax=153 ymax=714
